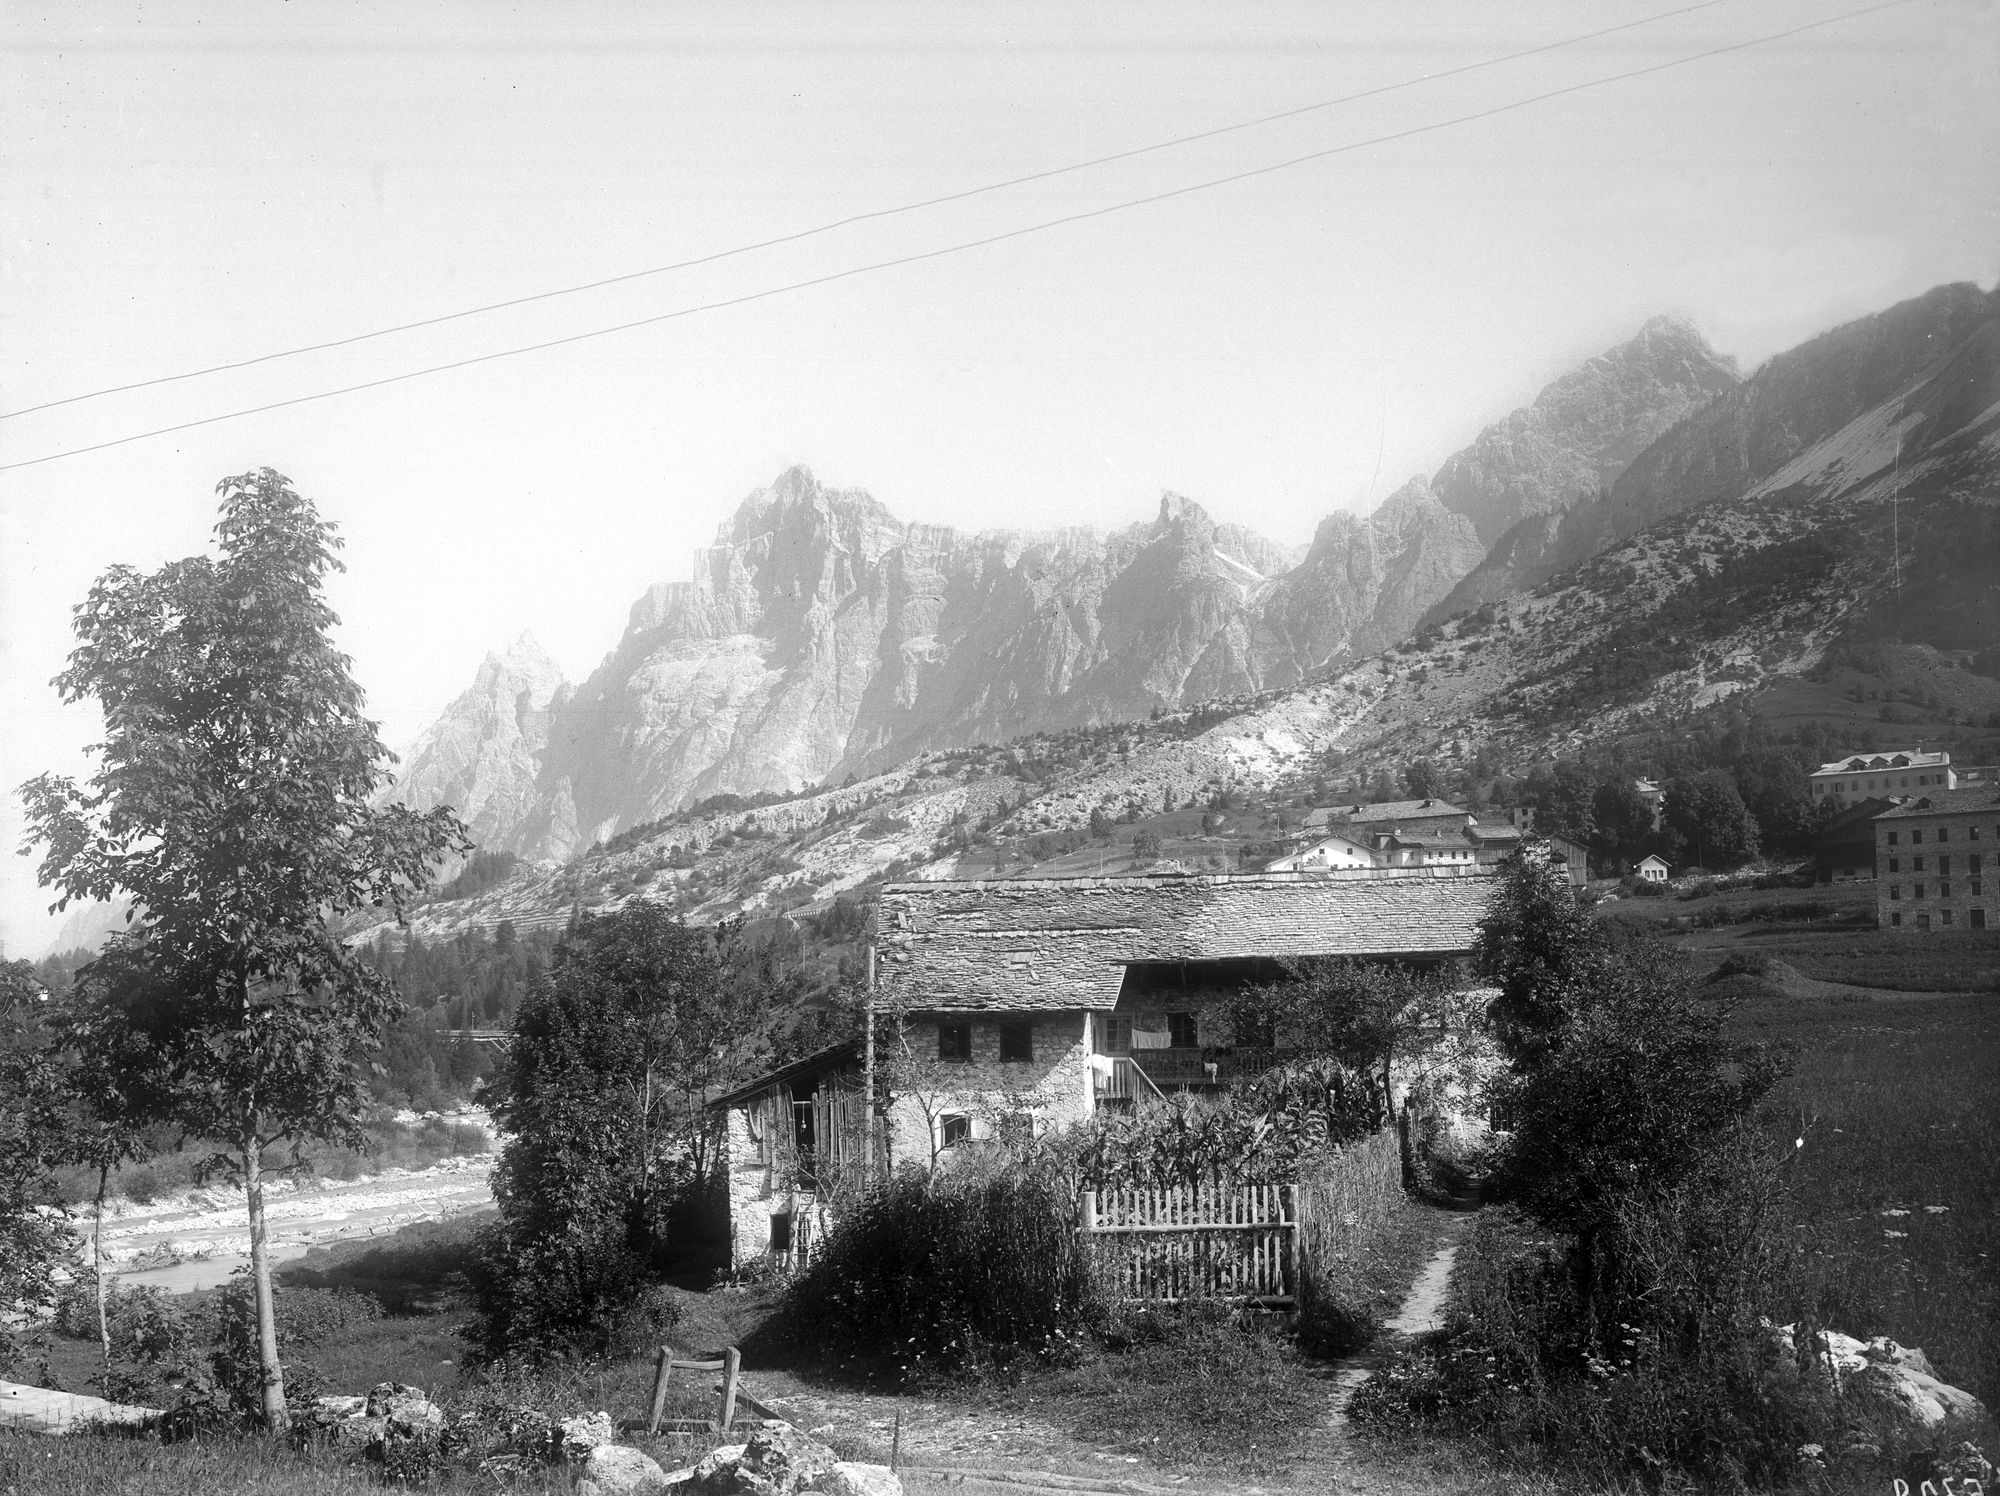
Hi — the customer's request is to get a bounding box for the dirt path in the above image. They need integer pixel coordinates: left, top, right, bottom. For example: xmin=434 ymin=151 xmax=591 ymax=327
xmin=1316 ymin=1208 xmax=1475 ymax=1465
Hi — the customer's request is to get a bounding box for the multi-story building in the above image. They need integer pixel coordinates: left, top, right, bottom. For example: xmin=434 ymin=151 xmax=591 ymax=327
xmin=1874 ymin=787 xmax=2000 ymax=931
xmin=1812 ymin=750 xmax=1956 ymax=809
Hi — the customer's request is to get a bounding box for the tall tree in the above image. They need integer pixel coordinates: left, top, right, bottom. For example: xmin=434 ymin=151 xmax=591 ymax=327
xmin=0 ymin=961 xmax=80 ymax=1381
xmin=19 ymin=469 xmax=465 ymax=1428
xmin=475 ymin=903 xmax=761 ymax=1360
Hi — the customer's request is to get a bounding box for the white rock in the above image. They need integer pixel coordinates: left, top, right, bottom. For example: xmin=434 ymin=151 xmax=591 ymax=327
xmin=577 ymin=1444 xmax=672 ymax=1496
xmin=561 ymin=1410 xmax=618 ymax=1460
xmin=691 ymin=1443 xmax=748 ymax=1482
xmin=811 ymin=1461 xmax=903 ymax=1496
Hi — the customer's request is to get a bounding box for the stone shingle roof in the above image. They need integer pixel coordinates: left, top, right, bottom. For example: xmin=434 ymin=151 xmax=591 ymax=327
xmin=1306 ymin=798 xmax=1473 ymax=827
xmin=1814 ymin=750 xmax=1947 ymax=775
xmin=1875 ymin=787 xmax=2000 ymax=819
xmin=872 ymin=873 xmax=1497 ymax=1013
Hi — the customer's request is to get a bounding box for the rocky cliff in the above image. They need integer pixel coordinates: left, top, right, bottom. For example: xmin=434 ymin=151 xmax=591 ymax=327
xmin=1430 ymin=315 xmax=1740 ymax=546
xmin=392 ymin=317 xmax=1733 ymax=859
xmin=1430 ymin=283 xmax=2000 ymax=621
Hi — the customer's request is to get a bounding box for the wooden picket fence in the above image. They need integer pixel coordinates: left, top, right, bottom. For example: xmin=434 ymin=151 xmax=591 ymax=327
xmin=1080 ymin=1183 xmax=1300 ymax=1307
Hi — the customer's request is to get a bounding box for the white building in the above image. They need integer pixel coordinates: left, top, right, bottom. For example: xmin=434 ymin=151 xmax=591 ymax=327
xmin=1811 ymin=751 xmax=1955 ymax=809
xmin=1637 ymin=854 xmax=1671 ymax=883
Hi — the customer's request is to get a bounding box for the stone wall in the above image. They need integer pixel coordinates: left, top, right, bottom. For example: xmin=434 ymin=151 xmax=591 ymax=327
xmin=1877 ymin=813 xmax=1995 ymax=931
xmin=883 ymin=1012 xmax=1093 ymax=1166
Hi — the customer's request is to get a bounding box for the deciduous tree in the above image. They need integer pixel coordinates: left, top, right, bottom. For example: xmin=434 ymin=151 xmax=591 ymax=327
xmin=19 ymin=469 xmax=466 ymax=1427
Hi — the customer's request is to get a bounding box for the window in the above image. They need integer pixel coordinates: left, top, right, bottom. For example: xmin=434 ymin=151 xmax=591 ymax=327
xmin=1913 ymin=856 xmax=1925 ymax=872
xmin=1915 ymin=884 xmax=1926 ymax=899
xmin=940 ymin=1113 xmax=971 ymax=1148
xmin=1890 ymin=912 xmax=1903 ymax=927
xmin=1104 ymin=1017 xmax=1132 ymax=1054
xmin=938 ymin=1020 xmax=972 ymax=1063
xmin=1912 ymin=830 xmax=1924 ymax=844
xmin=1973 ymin=909 xmax=1988 ymax=930
xmin=770 ymin=1211 xmax=794 ymax=1254
xmin=1938 ymin=828 xmax=1950 ymax=843
xmin=1973 ymin=854 xmax=1984 ymax=873
xmin=1888 ymin=831 xmax=1900 ymax=845
xmin=1940 ymin=855 xmax=1952 ymax=875
xmin=1168 ymin=1011 xmax=1199 ymax=1048
xmin=1973 ymin=825 xmax=1984 ymax=840
xmin=1889 ymin=885 xmax=1901 ymax=900
xmin=1941 ymin=908 xmax=1955 ymax=926
xmin=1888 ymin=858 xmax=1900 ymax=873
xmin=1974 ymin=880 xmax=1985 ymax=898
xmin=1940 ymin=881 xmax=1952 ymax=899
xmin=998 ymin=1018 xmax=1034 ymax=1063
xmin=1917 ymin=913 xmax=1931 ymax=930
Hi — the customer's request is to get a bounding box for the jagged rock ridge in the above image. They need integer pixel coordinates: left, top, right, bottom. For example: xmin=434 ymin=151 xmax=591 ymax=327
xmin=392 ymin=318 xmax=1736 ymax=859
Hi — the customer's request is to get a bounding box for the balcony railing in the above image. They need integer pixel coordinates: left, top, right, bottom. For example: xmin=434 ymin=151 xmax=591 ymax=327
xmin=1122 ymin=1047 xmax=1299 ymax=1088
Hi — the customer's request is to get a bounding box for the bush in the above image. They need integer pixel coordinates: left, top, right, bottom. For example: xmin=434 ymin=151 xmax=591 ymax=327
xmin=786 ymin=1163 xmax=1100 ymax=1382
xmin=466 ymin=1220 xmax=680 ymax=1366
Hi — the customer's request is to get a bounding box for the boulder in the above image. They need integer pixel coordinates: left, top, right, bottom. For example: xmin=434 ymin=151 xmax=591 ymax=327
xmin=688 ymin=1426 xmax=839 ymax=1495
xmin=363 ymin=1381 xmax=444 ymax=1436
xmin=1761 ymin=1322 xmax=1987 ymax=1432
xmin=314 ymin=1395 xmax=367 ymax=1419
xmin=561 ymin=1410 xmax=618 ymax=1461
xmin=809 ymin=1462 xmax=903 ymax=1496
xmin=577 ymin=1444 xmax=674 ymax=1496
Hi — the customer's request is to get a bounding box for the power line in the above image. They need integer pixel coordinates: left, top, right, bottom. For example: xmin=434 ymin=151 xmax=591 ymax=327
xmin=0 ymin=0 xmax=1911 ymax=476
xmin=0 ymin=0 xmax=1736 ymax=422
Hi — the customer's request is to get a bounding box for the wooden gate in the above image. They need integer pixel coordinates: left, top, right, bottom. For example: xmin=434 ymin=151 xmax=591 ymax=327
xmin=1081 ymin=1183 xmax=1299 ymax=1306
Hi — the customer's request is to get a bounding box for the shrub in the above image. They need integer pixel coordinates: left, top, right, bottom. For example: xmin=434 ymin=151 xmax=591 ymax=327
xmin=786 ymin=1163 xmax=1100 ymax=1382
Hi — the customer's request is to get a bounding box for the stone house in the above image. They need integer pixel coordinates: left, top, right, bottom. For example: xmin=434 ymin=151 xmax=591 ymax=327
xmin=715 ymin=870 xmax=1496 ymax=1268
xmin=1875 ymin=787 xmax=2000 ymax=931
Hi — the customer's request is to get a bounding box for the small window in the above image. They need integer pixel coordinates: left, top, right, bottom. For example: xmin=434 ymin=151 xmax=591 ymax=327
xmin=1972 ymin=908 xmax=1987 ymax=929
xmin=998 ymin=1018 xmax=1034 ymax=1063
xmin=1913 ymin=856 xmax=1925 ymax=872
xmin=940 ymin=1113 xmax=971 ymax=1148
xmin=1890 ymin=912 xmax=1903 ymax=927
xmin=1890 ymin=885 xmax=1901 ymax=901
xmin=1974 ymin=879 xmax=1985 ymax=898
xmin=1916 ymin=912 xmax=1931 ymax=930
xmin=1913 ymin=830 xmax=1924 ymax=844
xmin=1971 ymin=854 xmax=1983 ymax=873
xmin=938 ymin=1020 xmax=972 ymax=1063
xmin=1940 ymin=856 xmax=1952 ymax=876
xmin=1938 ymin=827 xmax=1950 ymax=842
xmin=1940 ymin=881 xmax=1952 ymax=899
xmin=1104 ymin=1017 xmax=1132 ymax=1054
xmin=1971 ymin=825 xmax=1983 ymax=840
xmin=770 ymin=1211 xmax=794 ymax=1254
xmin=1168 ymin=1011 xmax=1199 ymax=1048
xmin=1915 ymin=884 xmax=1926 ymax=900
xmin=1888 ymin=858 xmax=1900 ymax=873
xmin=1941 ymin=908 xmax=1955 ymax=926
xmin=1888 ymin=831 xmax=1900 ymax=845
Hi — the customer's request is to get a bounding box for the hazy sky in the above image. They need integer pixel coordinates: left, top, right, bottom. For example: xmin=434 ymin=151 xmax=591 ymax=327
xmin=3 ymin=0 xmax=1995 ymax=954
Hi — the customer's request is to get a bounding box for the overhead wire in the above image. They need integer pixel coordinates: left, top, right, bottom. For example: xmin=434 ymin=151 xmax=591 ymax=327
xmin=0 ymin=0 xmax=1736 ymax=422
xmin=0 ymin=0 xmax=1912 ymax=475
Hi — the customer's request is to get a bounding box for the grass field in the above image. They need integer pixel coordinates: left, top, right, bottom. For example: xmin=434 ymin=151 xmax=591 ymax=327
xmin=1733 ymin=983 xmax=2000 ymax=1406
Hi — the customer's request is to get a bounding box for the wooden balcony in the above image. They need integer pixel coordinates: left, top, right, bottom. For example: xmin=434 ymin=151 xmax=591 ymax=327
xmin=1122 ymin=1047 xmax=1298 ymax=1090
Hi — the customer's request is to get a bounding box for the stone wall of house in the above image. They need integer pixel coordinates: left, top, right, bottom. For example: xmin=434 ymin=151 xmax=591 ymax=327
xmin=884 ymin=1011 xmax=1093 ymax=1165
xmin=1877 ymin=813 xmax=1995 ymax=931
xmin=723 ymin=1103 xmax=786 ymax=1267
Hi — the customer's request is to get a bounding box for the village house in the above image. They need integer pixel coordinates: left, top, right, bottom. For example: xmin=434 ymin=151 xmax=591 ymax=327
xmin=1634 ymin=778 xmax=1666 ymax=830
xmin=1874 ymin=786 xmax=2000 ymax=932
xmin=715 ymin=870 xmax=1498 ymax=1268
xmin=1810 ymin=749 xmax=1957 ymax=809
xmin=1636 ymin=853 xmax=1672 ymax=883
xmin=1263 ymin=831 xmax=1376 ymax=872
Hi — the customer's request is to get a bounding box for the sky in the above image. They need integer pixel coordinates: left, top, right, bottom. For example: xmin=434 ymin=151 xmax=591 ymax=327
xmin=2 ymin=0 xmax=1995 ymax=955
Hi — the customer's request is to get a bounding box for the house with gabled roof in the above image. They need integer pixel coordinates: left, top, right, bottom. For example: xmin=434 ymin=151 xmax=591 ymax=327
xmin=714 ymin=870 xmax=1500 ymax=1267
xmin=1811 ymin=750 xmax=1955 ymax=809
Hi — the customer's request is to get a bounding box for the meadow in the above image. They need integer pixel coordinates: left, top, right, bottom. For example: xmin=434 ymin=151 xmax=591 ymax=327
xmin=1734 ymin=983 xmax=2000 ymax=1407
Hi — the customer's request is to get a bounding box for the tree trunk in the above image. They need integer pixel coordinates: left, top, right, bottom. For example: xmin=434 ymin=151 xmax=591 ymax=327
xmin=244 ymin=1144 xmax=288 ymax=1430
xmin=94 ymin=1161 xmax=112 ymax=1388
